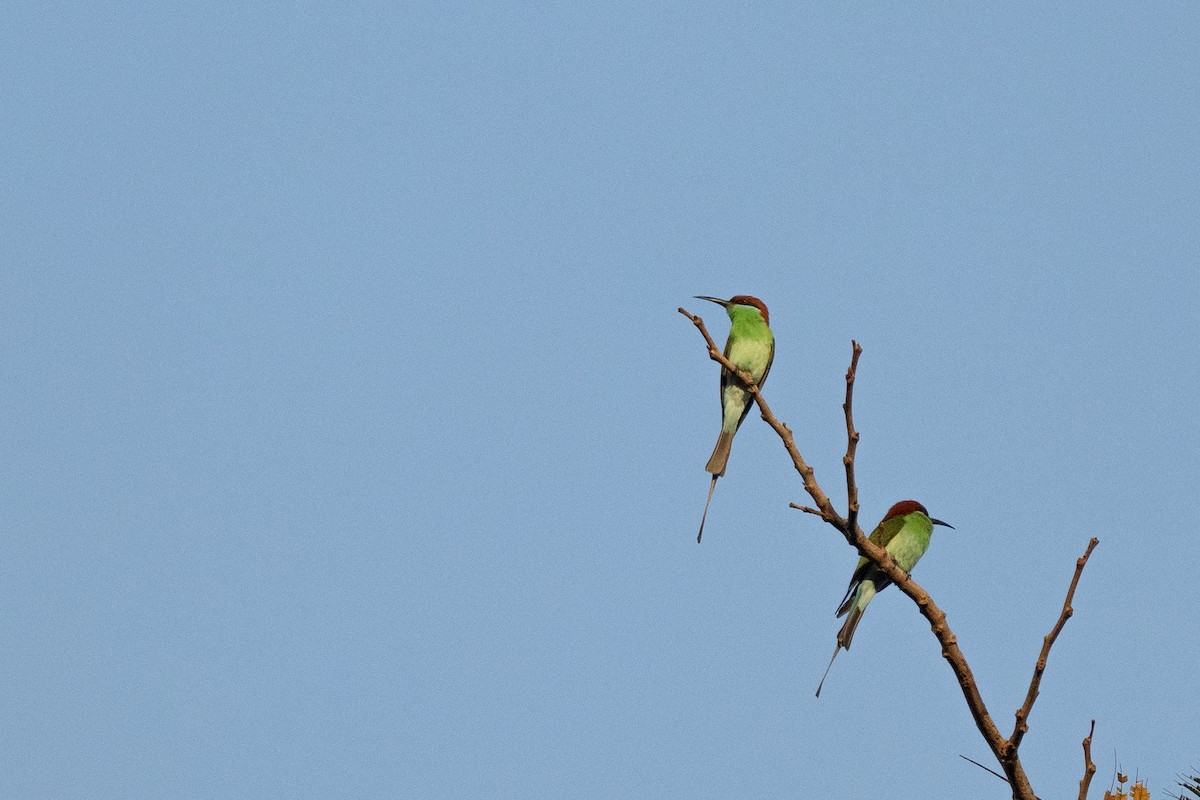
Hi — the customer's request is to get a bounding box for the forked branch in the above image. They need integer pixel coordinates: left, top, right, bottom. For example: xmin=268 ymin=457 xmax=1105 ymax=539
xmin=681 ymin=307 xmax=1100 ymax=800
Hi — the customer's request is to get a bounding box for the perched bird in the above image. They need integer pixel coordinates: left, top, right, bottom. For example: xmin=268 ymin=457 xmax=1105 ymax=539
xmin=816 ymin=500 xmax=954 ymax=697
xmin=694 ymin=295 xmax=775 ymax=543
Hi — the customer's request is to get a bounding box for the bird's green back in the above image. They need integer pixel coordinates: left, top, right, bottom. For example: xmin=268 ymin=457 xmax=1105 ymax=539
xmin=849 ymin=511 xmax=933 ymax=582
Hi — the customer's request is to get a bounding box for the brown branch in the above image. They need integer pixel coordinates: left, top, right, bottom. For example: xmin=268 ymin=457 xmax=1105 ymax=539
xmin=1011 ymin=538 xmax=1100 ymax=750
xmin=809 ymin=336 xmax=1024 ymax=791
xmin=873 ymin=546 xmax=1030 ymax=796
xmin=960 ymin=754 xmax=1046 ymax=800
xmin=1078 ymin=720 xmax=1097 ymax=800
xmin=842 ymin=341 xmax=863 ymax=537
xmin=681 ymin=308 xmax=1017 ymax=783
xmin=681 ymin=309 xmax=1099 ymax=800
xmin=679 ymin=307 xmax=845 ymax=527
xmin=788 ymin=502 xmax=831 ymax=520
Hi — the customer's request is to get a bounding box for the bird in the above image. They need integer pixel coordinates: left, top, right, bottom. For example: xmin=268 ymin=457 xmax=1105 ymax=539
xmin=815 ymin=500 xmax=954 ymax=696
xmin=694 ymin=295 xmax=775 ymax=543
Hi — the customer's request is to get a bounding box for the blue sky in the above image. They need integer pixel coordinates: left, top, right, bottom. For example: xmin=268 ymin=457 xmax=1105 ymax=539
xmin=3 ymin=2 xmax=1198 ymax=798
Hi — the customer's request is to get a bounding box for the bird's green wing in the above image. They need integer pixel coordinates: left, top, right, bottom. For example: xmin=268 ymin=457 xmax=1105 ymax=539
xmin=852 ymin=515 xmax=903 ymax=577
xmin=758 ymin=337 xmax=775 ymax=390
xmin=837 ymin=514 xmax=906 ymax=613
xmin=718 ymin=335 xmax=735 ymax=404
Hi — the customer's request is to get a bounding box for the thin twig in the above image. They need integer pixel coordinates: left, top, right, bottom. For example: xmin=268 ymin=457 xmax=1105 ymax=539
xmin=960 ymin=754 xmax=1047 ymax=800
xmin=1011 ymin=538 xmax=1100 ymax=749
xmin=788 ymin=503 xmax=829 ymax=520
xmin=961 ymin=754 xmax=1011 ymax=783
xmin=1078 ymin=720 xmax=1097 ymax=800
xmin=842 ymin=341 xmax=863 ymax=537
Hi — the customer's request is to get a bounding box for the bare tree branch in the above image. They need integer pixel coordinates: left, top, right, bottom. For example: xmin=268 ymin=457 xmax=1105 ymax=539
xmin=681 ymin=307 xmax=1100 ymax=800
xmin=842 ymin=341 xmax=863 ymax=537
xmin=880 ymin=549 xmax=1032 ymax=796
xmin=682 ymin=307 xmax=1017 ymax=785
xmin=960 ymin=754 xmax=1049 ymax=800
xmin=678 ymin=307 xmax=844 ymax=526
xmin=1011 ymin=538 xmax=1100 ymax=749
xmin=1078 ymin=720 xmax=1097 ymax=800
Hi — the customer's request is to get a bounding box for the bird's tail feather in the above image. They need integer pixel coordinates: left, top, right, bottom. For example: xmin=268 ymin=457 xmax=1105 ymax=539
xmin=696 ymin=475 xmax=718 ymax=543
xmin=815 ymin=642 xmax=842 ymax=697
xmin=819 ymin=583 xmax=873 ymax=696
xmin=837 ymin=606 xmax=864 ymax=650
xmin=817 ymin=606 xmax=864 ymax=697
xmin=705 ymin=431 xmax=734 ymax=477
xmin=835 ymin=584 xmax=857 ymax=618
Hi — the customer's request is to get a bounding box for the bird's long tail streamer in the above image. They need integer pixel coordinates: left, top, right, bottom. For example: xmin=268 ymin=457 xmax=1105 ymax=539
xmin=697 ymin=475 xmax=718 ymax=543
xmin=815 ymin=644 xmax=841 ymax=698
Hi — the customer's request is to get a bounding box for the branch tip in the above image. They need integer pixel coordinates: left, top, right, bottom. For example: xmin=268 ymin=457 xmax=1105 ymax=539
xmin=679 ymin=307 xmax=842 ymax=526
xmin=1011 ymin=539 xmax=1099 ymax=753
xmin=1078 ymin=720 xmax=1097 ymax=800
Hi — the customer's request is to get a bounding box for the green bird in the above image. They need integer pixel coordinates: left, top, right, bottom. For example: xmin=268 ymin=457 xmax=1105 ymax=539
xmin=816 ymin=500 xmax=954 ymax=697
xmin=694 ymin=295 xmax=775 ymax=543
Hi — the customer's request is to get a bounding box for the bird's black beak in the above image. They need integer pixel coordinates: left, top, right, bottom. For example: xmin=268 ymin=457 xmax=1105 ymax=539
xmin=931 ymin=518 xmax=954 ymax=530
xmin=694 ymin=295 xmax=731 ymax=307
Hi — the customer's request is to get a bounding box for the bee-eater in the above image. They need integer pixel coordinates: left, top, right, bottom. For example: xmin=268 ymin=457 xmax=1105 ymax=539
xmin=815 ymin=500 xmax=954 ymax=697
xmin=694 ymin=295 xmax=775 ymax=543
